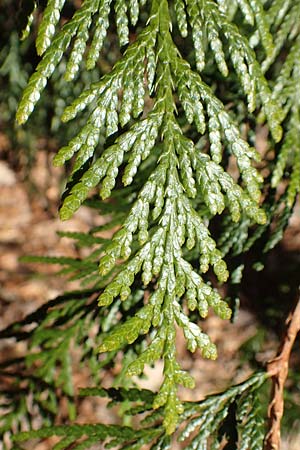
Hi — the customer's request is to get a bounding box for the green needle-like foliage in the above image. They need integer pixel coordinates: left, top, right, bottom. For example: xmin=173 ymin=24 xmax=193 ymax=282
xmin=271 ymin=35 xmax=300 ymax=207
xmin=10 ymin=372 xmax=268 ymax=449
xmin=1 ymin=0 xmax=300 ymax=447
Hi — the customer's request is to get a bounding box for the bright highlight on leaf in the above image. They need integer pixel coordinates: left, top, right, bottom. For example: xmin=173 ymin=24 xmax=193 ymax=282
xmin=13 ymin=0 xmax=300 ymax=440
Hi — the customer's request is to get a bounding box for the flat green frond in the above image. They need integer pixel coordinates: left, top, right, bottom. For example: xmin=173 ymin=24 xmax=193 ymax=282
xmin=27 ymin=327 xmax=76 ymax=396
xmin=179 ymin=372 xmax=267 ymax=448
xmin=174 ymin=300 xmax=217 ymax=356
xmin=17 ymin=5 xmax=87 ymax=123
xmin=152 ymin=322 xmax=194 ymax=434
xmin=98 ymin=304 xmax=153 ymax=352
xmin=45 ymin=4 xmax=276 ymax=432
xmin=181 ymin=0 xmax=279 ymax=133
xmin=13 ymin=423 xmax=158 ymax=448
xmin=126 ymin=329 xmax=165 ymax=376
xmin=58 ymin=112 xmax=162 ymax=220
xmin=16 ymin=0 xmax=149 ymax=124
xmin=13 ymin=0 xmax=300 ymax=442
xmin=57 ymin=230 xmax=108 ymax=246
xmin=238 ymin=391 xmax=265 ymax=450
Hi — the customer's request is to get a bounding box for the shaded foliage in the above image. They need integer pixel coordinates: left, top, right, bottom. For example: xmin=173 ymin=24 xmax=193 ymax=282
xmin=1 ymin=0 xmax=300 ymax=448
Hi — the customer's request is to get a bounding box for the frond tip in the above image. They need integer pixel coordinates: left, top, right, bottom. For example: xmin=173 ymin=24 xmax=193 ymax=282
xmin=13 ymin=0 xmax=300 ymax=440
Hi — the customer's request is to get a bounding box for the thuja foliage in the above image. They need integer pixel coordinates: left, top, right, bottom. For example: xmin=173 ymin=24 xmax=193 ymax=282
xmin=0 ymin=0 xmax=113 ymax=170
xmin=1 ymin=0 xmax=300 ymax=448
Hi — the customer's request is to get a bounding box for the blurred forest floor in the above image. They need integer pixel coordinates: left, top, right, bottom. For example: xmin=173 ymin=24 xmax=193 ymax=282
xmin=0 ymin=132 xmax=300 ymax=449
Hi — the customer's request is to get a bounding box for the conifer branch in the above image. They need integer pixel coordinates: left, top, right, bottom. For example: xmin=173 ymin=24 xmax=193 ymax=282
xmin=2 ymin=0 xmax=299 ymax=445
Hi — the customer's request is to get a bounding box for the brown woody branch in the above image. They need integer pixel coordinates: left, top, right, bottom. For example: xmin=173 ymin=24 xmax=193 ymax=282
xmin=263 ymin=292 xmax=300 ymax=450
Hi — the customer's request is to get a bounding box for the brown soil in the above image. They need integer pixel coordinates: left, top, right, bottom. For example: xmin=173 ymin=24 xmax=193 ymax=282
xmin=0 ymin=145 xmax=299 ymax=449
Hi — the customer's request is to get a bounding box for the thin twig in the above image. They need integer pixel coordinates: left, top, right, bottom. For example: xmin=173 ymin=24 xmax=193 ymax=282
xmin=263 ymin=292 xmax=300 ymax=450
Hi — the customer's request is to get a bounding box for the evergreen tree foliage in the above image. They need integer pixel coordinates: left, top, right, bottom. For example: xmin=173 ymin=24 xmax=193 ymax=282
xmin=1 ymin=0 xmax=300 ymax=448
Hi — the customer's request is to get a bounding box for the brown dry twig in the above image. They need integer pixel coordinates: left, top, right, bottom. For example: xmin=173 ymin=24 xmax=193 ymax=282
xmin=263 ymin=292 xmax=300 ymax=450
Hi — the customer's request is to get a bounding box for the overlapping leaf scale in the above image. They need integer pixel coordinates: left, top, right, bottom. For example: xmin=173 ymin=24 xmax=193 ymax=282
xmin=20 ymin=1 xmax=37 ymax=41
xmin=238 ymin=392 xmax=265 ymax=450
xmin=129 ymin=0 xmax=140 ymax=26
xmin=221 ymin=21 xmax=282 ymax=137
xmin=235 ymin=0 xmax=254 ymax=25
xmin=172 ymin=59 xmax=267 ymax=222
xmin=36 ymin=0 xmax=67 ymax=55
xmin=14 ymin=423 xmax=160 ymax=450
xmin=184 ymin=0 xmax=272 ymax=77
xmin=115 ymin=0 xmax=129 ymax=46
xmin=261 ymin=1 xmax=300 ymax=72
xmin=95 ymin=141 xmax=233 ymax=434
xmin=59 ymin=111 xmax=162 ymax=221
xmin=95 ymin=122 xmax=233 ymax=288
xmin=86 ymin=0 xmax=113 ymax=69
xmin=53 ymin=23 xmax=158 ymax=176
xmin=17 ymin=0 xmax=99 ymax=124
xmin=247 ymin=0 xmax=273 ymax=57
xmin=174 ymin=0 xmax=188 ymax=38
xmin=96 ymin=173 xmax=230 ymax=394
xmin=185 ymin=1 xmax=206 ymax=72
xmin=181 ymin=0 xmax=283 ymax=141
xmin=17 ymin=0 xmax=149 ymax=125
xmin=173 ymin=300 xmax=217 ymax=355
xmin=178 ymin=372 xmax=267 ymax=448
xmin=271 ymin=35 xmax=300 ymax=207
xmin=64 ymin=1 xmax=100 ymax=81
